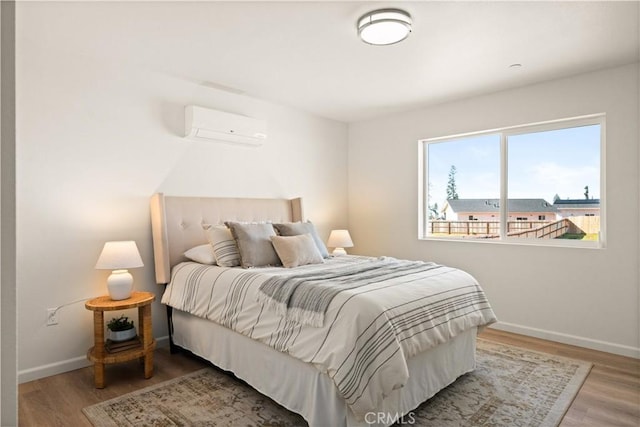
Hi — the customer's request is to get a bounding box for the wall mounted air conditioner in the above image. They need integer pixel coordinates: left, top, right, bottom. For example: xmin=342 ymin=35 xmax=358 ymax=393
xmin=184 ymin=105 xmax=267 ymax=146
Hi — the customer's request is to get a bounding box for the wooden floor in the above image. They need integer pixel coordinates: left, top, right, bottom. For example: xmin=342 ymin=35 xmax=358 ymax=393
xmin=18 ymin=329 xmax=639 ymax=426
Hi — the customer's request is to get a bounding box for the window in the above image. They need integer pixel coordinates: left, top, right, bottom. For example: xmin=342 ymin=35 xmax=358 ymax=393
xmin=419 ymin=115 xmax=604 ymax=247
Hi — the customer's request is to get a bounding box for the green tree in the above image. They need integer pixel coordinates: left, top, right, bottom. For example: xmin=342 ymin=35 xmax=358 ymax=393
xmin=447 ymin=165 xmax=459 ymax=200
xmin=429 ymin=202 xmax=439 ymax=220
xmin=427 ymin=182 xmax=439 ymax=219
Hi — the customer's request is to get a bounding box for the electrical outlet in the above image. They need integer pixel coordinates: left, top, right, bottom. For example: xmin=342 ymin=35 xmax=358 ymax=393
xmin=46 ymin=308 xmax=58 ymax=326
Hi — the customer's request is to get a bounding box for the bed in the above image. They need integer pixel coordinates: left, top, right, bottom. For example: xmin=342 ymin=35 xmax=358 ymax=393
xmin=150 ymin=193 xmax=497 ymax=427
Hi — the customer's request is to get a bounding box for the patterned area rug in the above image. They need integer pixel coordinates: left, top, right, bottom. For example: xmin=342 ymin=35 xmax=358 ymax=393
xmin=83 ymin=339 xmax=591 ymax=426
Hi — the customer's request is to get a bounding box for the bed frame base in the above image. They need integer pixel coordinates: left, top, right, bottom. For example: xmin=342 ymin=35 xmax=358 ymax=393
xmin=166 ymin=304 xmax=181 ymax=354
xmin=170 ymin=309 xmax=477 ymax=427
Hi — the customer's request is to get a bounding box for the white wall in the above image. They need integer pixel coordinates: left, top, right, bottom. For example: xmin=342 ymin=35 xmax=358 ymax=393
xmin=16 ymin=13 xmax=348 ymax=382
xmin=348 ymin=64 xmax=639 ymax=357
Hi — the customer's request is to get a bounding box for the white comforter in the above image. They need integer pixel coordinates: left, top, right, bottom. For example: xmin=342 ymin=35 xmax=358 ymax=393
xmin=161 ymin=255 xmax=497 ymax=419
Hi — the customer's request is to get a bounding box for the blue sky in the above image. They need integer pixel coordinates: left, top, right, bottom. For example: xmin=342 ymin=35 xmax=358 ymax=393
xmin=427 ymin=124 xmax=601 ymax=208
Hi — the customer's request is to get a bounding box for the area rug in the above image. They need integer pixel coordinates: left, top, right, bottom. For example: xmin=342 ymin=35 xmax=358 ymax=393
xmin=82 ymin=339 xmax=591 ymax=426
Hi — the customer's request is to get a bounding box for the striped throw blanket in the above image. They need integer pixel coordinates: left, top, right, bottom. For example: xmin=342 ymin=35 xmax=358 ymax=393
xmin=257 ymin=257 xmax=443 ymax=327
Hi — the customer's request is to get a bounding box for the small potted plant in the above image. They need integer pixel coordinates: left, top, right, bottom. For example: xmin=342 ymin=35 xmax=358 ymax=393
xmin=107 ymin=315 xmax=136 ymax=342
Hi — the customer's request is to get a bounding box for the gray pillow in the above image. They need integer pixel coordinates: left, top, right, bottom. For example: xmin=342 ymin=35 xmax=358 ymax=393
xmin=225 ymin=221 xmax=281 ymax=268
xmin=273 ymin=221 xmax=329 ymax=258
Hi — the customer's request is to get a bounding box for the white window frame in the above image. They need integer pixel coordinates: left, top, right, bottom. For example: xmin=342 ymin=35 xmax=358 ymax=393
xmin=418 ymin=114 xmax=606 ymax=248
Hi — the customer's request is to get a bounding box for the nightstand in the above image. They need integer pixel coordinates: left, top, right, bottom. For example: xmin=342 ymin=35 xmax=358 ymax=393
xmin=85 ymin=291 xmax=156 ymax=388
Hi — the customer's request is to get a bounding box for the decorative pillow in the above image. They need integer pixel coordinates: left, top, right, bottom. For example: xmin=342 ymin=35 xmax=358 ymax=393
xmin=225 ymin=221 xmax=281 ymax=268
xmin=270 ymin=234 xmax=324 ymax=268
xmin=273 ymin=221 xmax=329 ymax=258
xmin=203 ymin=225 xmax=241 ymax=267
xmin=183 ymin=244 xmax=217 ymax=265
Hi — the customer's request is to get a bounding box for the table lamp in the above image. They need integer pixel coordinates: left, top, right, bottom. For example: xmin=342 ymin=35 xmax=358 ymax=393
xmin=327 ymin=229 xmax=354 ymax=255
xmin=95 ymin=241 xmax=144 ymax=300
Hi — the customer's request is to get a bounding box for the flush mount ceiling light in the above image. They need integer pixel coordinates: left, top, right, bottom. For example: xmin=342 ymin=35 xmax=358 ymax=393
xmin=357 ymin=8 xmax=412 ymax=46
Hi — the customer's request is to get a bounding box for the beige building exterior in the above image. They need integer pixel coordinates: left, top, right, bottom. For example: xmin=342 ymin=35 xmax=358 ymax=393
xmin=553 ymin=199 xmax=600 ymax=217
xmin=441 ymin=199 xmax=559 ymax=222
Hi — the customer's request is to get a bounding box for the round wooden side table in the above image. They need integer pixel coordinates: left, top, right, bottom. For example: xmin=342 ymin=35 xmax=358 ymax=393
xmin=85 ymin=291 xmax=156 ymax=388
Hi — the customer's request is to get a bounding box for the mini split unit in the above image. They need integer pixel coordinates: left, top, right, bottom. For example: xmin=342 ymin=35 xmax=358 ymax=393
xmin=184 ymin=105 xmax=268 ymax=146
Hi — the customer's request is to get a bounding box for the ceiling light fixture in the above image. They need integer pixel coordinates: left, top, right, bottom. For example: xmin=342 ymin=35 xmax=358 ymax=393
xmin=357 ymin=8 xmax=412 ymax=46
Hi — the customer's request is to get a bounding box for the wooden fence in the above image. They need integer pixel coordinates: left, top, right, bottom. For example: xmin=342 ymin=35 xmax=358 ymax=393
xmin=429 ymin=218 xmax=571 ymax=239
xmin=566 ymin=216 xmax=600 ymax=234
xmin=430 ymin=221 xmax=500 ymax=236
xmin=506 ymin=219 xmax=569 ymax=239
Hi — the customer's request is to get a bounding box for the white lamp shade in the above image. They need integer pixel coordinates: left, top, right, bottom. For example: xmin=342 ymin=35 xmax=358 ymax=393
xmin=96 ymin=241 xmax=143 ymax=300
xmin=327 ymin=230 xmax=354 ymax=255
xmin=95 ymin=241 xmax=144 ymax=270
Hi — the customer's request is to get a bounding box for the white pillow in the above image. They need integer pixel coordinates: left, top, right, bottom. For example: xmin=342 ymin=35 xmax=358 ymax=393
xmin=204 ymin=225 xmax=241 ymax=267
xmin=270 ymin=234 xmax=324 ymax=268
xmin=183 ymin=244 xmax=216 ymax=265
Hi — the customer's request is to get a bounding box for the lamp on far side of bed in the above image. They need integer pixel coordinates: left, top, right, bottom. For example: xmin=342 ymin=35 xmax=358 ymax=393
xmin=327 ymin=229 xmax=353 ymax=256
xmin=95 ymin=241 xmax=144 ymax=300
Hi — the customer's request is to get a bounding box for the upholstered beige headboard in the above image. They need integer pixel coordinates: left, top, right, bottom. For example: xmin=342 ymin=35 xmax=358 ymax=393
xmin=150 ymin=193 xmax=304 ymax=284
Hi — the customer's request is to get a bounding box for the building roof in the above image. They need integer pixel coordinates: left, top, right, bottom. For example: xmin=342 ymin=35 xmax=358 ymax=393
xmin=552 ymin=199 xmax=600 ymax=209
xmin=445 ymin=198 xmax=558 ymax=213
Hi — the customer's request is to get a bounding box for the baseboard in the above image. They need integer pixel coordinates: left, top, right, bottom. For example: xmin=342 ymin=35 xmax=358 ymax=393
xmin=490 ymin=322 xmax=640 ymax=359
xmin=18 ymin=335 xmax=170 ymax=384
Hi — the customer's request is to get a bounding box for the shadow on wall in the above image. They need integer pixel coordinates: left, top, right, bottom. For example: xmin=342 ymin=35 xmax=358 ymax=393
xmin=154 ymin=100 xmax=185 ymax=137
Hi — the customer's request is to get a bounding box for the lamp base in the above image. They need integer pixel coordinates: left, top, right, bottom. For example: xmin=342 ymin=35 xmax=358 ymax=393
xmin=107 ymin=269 xmax=133 ymax=300
xmin=332 ymin=247 xmax=347 ymax=256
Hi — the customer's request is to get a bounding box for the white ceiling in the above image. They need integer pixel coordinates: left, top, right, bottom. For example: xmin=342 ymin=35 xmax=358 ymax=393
xmin=20 ymin=1 xmax=640 ymax=123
